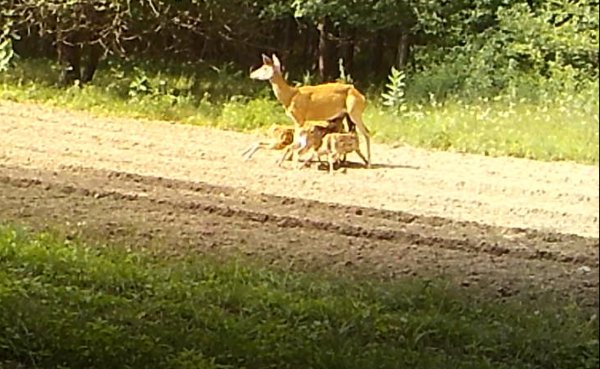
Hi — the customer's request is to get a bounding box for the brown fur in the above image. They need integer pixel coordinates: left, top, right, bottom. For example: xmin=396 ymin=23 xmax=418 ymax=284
xmin=277 ymin=114 xmax=346 ymax=167
xmin=306 ymin=132 xmax=369 ymax=174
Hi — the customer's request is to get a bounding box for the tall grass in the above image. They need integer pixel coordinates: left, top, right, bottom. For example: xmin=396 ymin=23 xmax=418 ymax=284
xmin=0 ymin=224 xmax=597 ymax=369
xmin=367 ymin=94 xmax=599 ymax=162
xmin=1 ymin=58 xmax=598 ymax=164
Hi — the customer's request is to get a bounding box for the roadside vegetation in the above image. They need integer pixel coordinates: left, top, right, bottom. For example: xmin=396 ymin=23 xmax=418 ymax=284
xmin=0 ymin=223 xmax=598 ymax=369
xmin=0 ymin=0 xmax=598 ymax=164
xmin=1 ymin=57 xmax=597 ymax=164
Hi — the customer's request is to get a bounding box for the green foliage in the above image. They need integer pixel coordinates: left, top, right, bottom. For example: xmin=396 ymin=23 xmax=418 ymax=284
xmin=407 ymin=0 xmax=599 ymax=102
xmin=0 ymin=224 xmax=598 ymax=369
xmin=5 ymin=0 xmax=269 ymax=60
xmin=297 ymin=70 xmax=318 ymax=86
xmin=290 ymin=0 xmax=413 ymax=30
xmin=381 ymin=66 xmax=407 ymax=114
xmin=336 ymin=58 xmax=354 ymax=84
xmin=128 ymin=67 xmax=154 ymax=97
xmin=0 ymin=57 xmax=598 ymax=164
xmin=2 ymin=0 xmax=597 ymax=102
xmin=367 ymin=90 xmax=599 ymax=163
xmin=218 ymin=96 xmax=287 ymax=131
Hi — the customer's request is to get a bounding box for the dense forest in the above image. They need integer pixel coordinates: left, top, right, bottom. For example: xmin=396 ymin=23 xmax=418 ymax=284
xmin=2 ymin=0 xmax=598 ymax=99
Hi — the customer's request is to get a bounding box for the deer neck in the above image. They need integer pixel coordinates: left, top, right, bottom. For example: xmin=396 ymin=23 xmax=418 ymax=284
xmin=270 ymin=73 xmax=298 ymax=109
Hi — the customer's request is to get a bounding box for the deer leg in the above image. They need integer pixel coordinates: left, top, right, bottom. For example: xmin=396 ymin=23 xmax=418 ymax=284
xmin=242 ymin=141 xmax=278 ymax=160
xmin=241 ymin=142 xmax=262 ymax=159
xmin=277 ymin=142 xmax=298 ymax=166
xmin=346 ymin=93 xmax=371 ymax=168
xmin=316 ymin=151 xmax=326 ymax=165
xmin=341 ymin=116 xmax=354 ymax=165
xmin=347 ymin=114 xmax=370 ymax=168
xmin=355 ymin=149 xmax=369 ymax=167
xmin=328 ymin=153 xmax=337 ymax=174
xmin=297 ymin=151 xmax=317 ymax=170
xmin=344 ymin=115 xmax=356 ymax=133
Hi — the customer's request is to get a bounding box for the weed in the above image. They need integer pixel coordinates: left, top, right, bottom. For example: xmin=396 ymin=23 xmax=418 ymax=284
xmin=0 ymin=58 xmax=598 ymax=164
xmin=381 ymin=66 xmax=407 ymax=114
xmin=0 ymin=223 xmax=598 ymax=369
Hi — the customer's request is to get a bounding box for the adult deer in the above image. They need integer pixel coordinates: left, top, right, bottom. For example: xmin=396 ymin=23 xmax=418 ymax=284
xmin=249 ymin=54 xmax=371 ymax=168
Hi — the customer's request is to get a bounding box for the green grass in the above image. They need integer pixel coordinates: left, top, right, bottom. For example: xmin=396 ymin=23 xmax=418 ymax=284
xmin=367 ymin=95 xmax=599 ymax=162
xmin=0 ymin=223 xmax=598 ymax=369
xmin=0 ymin=58 xmax=598 ymax=164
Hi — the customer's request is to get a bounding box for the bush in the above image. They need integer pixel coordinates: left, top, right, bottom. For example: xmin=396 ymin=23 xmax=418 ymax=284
xmin=218 ymin=96 xmax=287 ymax=131
xmin=407 ymin=1 xmax=598 ymax=102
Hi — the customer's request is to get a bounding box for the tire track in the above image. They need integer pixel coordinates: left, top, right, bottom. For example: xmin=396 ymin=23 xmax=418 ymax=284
xmin=0 ymin=101 xmax=598 ymax=308
xmin=1 ymin=101 xmax=597 ymax=238
xmin=1 ymin=164 xmax=597 ymax=309
xmin=1 ymin=167 xmax=597 ymax=266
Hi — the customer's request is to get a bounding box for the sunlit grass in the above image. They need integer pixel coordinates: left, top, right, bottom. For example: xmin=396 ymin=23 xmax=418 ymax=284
xmin=1 ymin=58 xmax=598 ymax=164
xmin=367 ymin=94 xmax=599 ymax=162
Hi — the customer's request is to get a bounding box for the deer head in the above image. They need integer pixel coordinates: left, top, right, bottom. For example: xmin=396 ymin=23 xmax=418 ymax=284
xmin=250 ymin=54 xmax=282 ymax=81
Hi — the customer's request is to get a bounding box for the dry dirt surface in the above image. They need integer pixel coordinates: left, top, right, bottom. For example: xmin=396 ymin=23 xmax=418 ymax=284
xmin=0 ymin=100 xmax=598 ymax=307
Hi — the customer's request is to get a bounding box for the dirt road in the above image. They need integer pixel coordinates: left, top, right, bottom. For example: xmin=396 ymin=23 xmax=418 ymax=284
xmin=1 ymin=100 xmax=598 ymax=307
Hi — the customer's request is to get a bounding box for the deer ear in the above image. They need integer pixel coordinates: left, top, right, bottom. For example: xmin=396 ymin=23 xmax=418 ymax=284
xmin=272 ymin=54 xmax=281 ymax=69
xmin=262 ymin=54 xmax=273 ymax=65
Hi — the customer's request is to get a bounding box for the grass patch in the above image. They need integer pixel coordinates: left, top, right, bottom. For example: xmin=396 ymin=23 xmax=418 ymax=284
xmin=0 ymin=58 xmax=598 ymax=164
xmin=367 ymin=95 xmax=599 ymax=162
xmin=0 ymin=223 xmax=598 ymax=369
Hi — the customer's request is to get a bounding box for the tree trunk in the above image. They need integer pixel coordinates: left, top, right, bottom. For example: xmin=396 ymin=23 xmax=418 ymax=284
xmin=317 ymin=16 xmax=334 ymax=82
xmin=283 ymin=17 xmax=294 ymax=52
xmin=342 ymin=29 xmax=356 ymax=79
xmin=372 ymin=30 xmax=385 ymax=78
xmin=396 ymin=32 xmax=410 ymax=70
xmin=304 ymin=23 xmax=318 ymax=72
xmin=57 ymin=37 xmax=81 ymax=85
xmin=80 ymin=43 xmax=102 ymax=83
